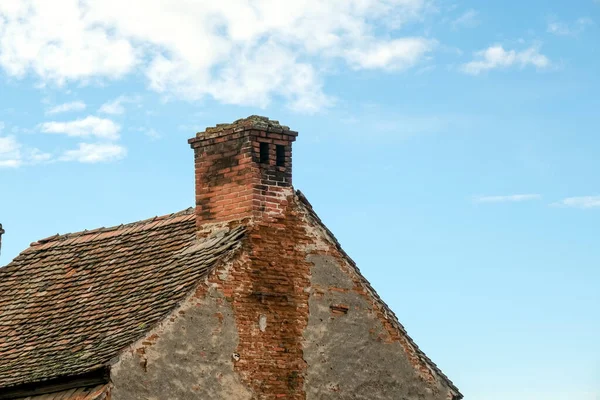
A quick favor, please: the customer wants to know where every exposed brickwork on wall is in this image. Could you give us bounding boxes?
[188,116,296,227]
[188,116,306,397]
[202,196,313,399]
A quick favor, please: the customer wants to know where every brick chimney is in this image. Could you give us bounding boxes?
[188,116,297,227]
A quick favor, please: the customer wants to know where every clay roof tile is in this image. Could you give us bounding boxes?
[0,209,244,389]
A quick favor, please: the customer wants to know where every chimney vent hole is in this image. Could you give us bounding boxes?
[276,145,285,167]
[259,142,269,164]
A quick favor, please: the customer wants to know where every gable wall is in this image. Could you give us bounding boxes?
[302,251,452,399]
[299,200,456,400]
[108,193,457,399]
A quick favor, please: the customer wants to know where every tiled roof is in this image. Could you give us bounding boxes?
[0,209,245,389]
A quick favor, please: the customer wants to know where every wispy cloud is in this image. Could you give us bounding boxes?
[40,116,121,140]
[452,9,479,29]
[0,127,51,168]
[136,127,161,141]
[344,38,437,71]
[547,17,593,36]
[2,119,128,166]
[462,45,550,75]
[60,143,127,163]
[552,196,600,209]
[0,134,22,168]
[0,0,433,113]
[27,149,52,164]
[333,109,483,144]
[98,95,141,115]
[45,101,86,115]
[473,194,542,204]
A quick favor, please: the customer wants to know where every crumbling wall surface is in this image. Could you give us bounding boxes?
[109,194,313,400]
[109,192,457,400]
[303,254,450,400]
[299,195,457,400]
[226,192,312,400]
[109,280,253,400]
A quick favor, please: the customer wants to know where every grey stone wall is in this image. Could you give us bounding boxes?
[110,285,253,400]
[303,254,451,400]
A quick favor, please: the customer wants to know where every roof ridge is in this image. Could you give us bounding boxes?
[31,207,195,247]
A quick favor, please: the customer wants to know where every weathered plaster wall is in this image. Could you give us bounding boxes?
[303,254,450,400]
[109,282,253,400]
[110,196,314,400]
[108,194,458,400]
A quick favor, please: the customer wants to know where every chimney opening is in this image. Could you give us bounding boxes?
[276,145,285,167]
[259,142,269,164]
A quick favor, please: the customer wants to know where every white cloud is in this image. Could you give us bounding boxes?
[473,194,542,203]
[0,135,22,167]
[552,196,600,209]
[547,17,593,36]
[98,99,124,115]
[0,2,136,83]
[60,143,127,163]
[98,95,141,115]
[27,148,52,164]
[1,120,125,166]
[0,133,52,168]
[344,38,436,71]
[0,0,432,112]
[40,116,121,140]
[462,45,550,75]
[452,9,479,29]
[137,127,161,140]
[46,101,86,115]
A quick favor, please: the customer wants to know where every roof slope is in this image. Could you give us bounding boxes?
[0,209,244,388]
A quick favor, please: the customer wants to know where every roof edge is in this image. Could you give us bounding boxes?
[0,367,109,399]
[295,189,463,399]
[104,225,247,367]
[30,208,195,248]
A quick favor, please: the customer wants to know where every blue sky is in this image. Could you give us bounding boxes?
[1,1,599,398]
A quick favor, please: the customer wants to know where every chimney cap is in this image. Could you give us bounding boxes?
[188,115,298,144]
